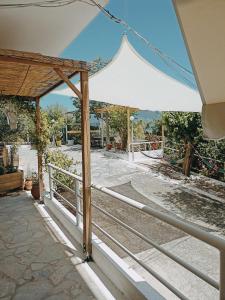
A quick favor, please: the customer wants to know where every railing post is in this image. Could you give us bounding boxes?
[75,179,81,226]
[220,250,225,300]
[48,164,53,200]
[132,143,134,161]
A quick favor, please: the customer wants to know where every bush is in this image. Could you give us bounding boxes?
[45,150,77,191]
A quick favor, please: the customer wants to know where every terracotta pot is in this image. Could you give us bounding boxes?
[31,183,40,200]
[151,143,158,150]
[106,144,112,150]
[24,179,32,191]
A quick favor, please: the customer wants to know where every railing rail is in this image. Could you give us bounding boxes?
[128,140,163,161]
[48,163,225,300]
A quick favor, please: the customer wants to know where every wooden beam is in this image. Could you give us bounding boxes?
[35,97,43,200]
[80,71,92,258]
[0,55,87,71]
[54,68,82,100]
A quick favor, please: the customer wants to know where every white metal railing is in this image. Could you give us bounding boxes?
[128,141,163,161]
[47,163,225,300]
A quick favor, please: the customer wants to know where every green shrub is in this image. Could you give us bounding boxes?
[45,150,76,191]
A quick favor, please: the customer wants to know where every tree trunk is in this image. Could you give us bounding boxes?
[183,142,193,176]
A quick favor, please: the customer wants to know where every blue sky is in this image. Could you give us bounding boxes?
[42,0,194,110]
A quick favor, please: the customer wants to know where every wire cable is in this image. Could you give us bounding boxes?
[1,0,197,87]
[0,0,94,8]
[90,0,196,88]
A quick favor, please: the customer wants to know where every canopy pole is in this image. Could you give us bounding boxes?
[161,124,165,152]
[127,107,131,151]
[101,112,104,148]
[35,97,43,201]
[105,113,110,145]
[80,71,92,259]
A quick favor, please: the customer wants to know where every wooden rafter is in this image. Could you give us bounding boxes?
[54,68,82,100]
[0,48,88,98]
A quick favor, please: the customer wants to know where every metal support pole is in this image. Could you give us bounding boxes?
[162,124,165,154]
[131,119,134,161]
[105,113,110,145]
[220,250,225,300]
[101,112,104,148]
[80,71,92,259]
[48,165,53,200]
[127,107,131,152]
[65,124,68,145]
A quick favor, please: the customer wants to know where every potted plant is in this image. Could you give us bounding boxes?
[55,133,62,147]
[31,172,40,200]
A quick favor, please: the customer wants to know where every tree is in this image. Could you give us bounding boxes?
[0,95,36,143]
[162,112,225,179]
[163,112,203,145]
[105,106,137,149]
[162,112,202,176]
[45,104,67,141]
[72,98,108,124]
[133,120,146,141]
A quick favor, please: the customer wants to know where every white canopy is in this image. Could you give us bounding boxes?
[173,0,225,139]
[53,36,201,112]
[0,0,108,56]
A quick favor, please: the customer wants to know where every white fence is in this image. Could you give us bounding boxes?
[48,163,225,300]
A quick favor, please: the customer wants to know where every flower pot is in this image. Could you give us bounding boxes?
[31,183,40,200]
[151,143,158,150]
[106,144,112,150]
[56,140,62,147]
[24,179,32,191]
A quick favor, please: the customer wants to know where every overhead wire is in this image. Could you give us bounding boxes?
[89,0,196,88]
[1,0,196,87]
[0,0,95,8]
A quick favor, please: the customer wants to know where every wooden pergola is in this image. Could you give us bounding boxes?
[0,48,92,258]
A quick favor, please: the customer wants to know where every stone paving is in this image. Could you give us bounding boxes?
[0,192,108,300]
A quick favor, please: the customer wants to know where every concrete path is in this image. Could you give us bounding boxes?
[0,192,126,300]
[124,236,219,300]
